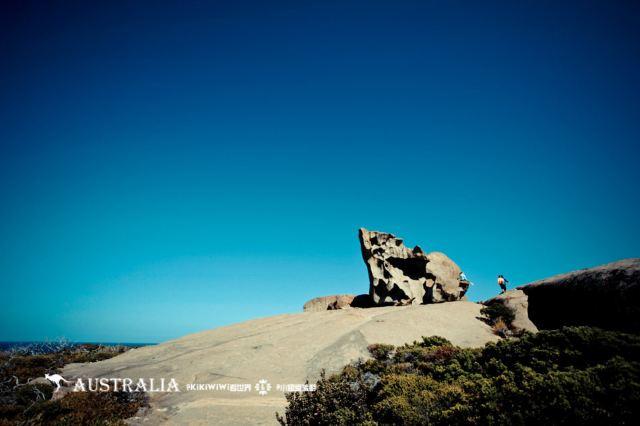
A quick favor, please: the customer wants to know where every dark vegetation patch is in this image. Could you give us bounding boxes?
[0,343,147,425]
[277,327,640,425]
[480,302,517,337]
[480,303,516,327]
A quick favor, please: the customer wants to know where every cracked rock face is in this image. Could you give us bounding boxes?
[359,228,467,305]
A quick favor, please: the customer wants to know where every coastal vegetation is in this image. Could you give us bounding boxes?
[277,326,640,425]
[0,342,147,425]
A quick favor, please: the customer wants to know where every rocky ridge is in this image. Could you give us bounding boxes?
[486,258,640,334]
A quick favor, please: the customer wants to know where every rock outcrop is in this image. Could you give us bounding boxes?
[485,258,640,334]
[303,294,375,311]
[359,228,468,305]
[519,258,640,333]
[303,295,356,312]
[483,289,538,333]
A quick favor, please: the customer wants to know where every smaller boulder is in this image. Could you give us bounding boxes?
[28,377,52,386]
[303,295,356,312]
[483,289,538,333]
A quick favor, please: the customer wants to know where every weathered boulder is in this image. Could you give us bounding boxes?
[483,289,538,333]
[303,295,356,312]
[359,228,468,305]
[484,258,640,334]
[28,377,51,386]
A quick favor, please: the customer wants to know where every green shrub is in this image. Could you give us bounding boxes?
[277,327,640,425]
[367,344,395,361]
[15,383,53,405]
[419,336,453,348]
[481,303,516,328]
[276,370,374,425]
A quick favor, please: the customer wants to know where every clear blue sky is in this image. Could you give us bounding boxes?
[1,1,638,343]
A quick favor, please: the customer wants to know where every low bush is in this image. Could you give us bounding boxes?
[367,344,395,361]
[0,344,146,425]
[480,303,516,328]
[278,327,640,425]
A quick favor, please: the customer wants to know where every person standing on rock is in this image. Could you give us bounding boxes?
[497,275,508,293]
[459,271,472,297]
[459,271,473,286]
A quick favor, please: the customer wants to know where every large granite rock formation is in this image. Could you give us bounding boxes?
[359,228,469,305]
[485,258,640,334]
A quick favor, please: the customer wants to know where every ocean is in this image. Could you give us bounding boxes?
[0,341,154,354]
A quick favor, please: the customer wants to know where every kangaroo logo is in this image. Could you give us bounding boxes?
[44,373,71,392]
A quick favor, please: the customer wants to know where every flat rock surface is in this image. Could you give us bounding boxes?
[64,302,498,425]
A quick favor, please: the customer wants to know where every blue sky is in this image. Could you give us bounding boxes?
[1,1,639,343]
